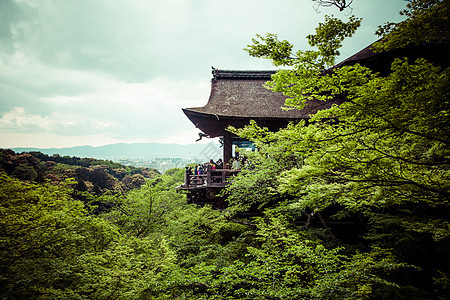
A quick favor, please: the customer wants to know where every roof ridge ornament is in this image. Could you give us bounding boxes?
[211,67,276,81]
[211,66,219,82]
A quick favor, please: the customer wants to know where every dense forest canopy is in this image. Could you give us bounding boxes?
[0,149,159,194]
[1,0,449,299]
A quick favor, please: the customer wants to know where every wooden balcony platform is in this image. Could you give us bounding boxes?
[178,166,240,190]
[177,165,240,209]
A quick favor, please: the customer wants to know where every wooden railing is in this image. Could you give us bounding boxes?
[183,165,240,188]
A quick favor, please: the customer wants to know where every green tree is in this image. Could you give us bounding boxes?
[0,172,175,299]
[222,1,450,298]
[100,168,186,237]
[149,213,407,299]
[375,0,450,51]
[11,163,37,180]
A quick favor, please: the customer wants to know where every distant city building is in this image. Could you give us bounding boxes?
[117,157,201,173]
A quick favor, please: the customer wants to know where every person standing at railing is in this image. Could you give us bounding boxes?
[216,158,223,169]
[209,159,216,170]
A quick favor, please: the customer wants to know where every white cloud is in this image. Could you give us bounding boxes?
[0,107,50,131]
[0,0,408,148]
[0,71,212,147]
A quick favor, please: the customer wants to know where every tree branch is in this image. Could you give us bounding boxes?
[311,0,353,12]
[317,211,338,242]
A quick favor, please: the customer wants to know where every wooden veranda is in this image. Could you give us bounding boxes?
[177,164,240,209]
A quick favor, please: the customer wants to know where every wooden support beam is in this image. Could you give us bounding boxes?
[184,167,190,187]
[223,131,232,169]
[206,164,212,186]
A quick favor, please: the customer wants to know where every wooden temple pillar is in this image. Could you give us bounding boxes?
[223,131,232,169]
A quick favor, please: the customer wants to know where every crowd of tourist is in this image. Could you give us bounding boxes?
[185,155,251,186]
[188,158,224,176]
[187,155,251,176]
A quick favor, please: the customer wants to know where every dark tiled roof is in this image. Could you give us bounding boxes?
[184,70,340,119]
[332,42,378,69]
[332,38,450,74]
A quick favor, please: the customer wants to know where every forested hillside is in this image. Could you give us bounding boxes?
[0,1,449,299]
[0,149,159,195]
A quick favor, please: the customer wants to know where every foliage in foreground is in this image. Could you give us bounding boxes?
[0,173,176,299]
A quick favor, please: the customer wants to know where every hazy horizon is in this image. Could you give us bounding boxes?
[7,141,224,162]
[7,140,220,150]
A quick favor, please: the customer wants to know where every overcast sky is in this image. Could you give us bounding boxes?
[0,0,407,148]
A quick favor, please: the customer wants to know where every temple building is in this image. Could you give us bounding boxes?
[179,68,342,207]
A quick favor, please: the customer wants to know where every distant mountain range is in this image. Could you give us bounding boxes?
[10,142,222,161]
